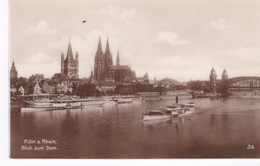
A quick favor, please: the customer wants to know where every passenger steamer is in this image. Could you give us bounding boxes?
[143,102,196,121]
[21,98,105,111]
[142,110,172,121]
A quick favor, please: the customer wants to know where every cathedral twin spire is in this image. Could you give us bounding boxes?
[95,36,117,66]
[97,37,103,54]
[116,51,120,66]
[105,38,111,57]
[94,36,124,81]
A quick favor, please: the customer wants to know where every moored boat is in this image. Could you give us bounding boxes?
[77,98,105,107]
[21,98,105,111]
[117,98,133,104]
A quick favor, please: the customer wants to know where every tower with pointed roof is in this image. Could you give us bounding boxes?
[61,40,79,79]
[94,37,105,81]
[10,61,18,80]
[89,70,94,84]
[61,52,65,76]
[222,69,228,80]
[104,39,113,66]
[104,39,113,79]
[116,51,120,66]
[209,68,217,93]
[93,37,136,83]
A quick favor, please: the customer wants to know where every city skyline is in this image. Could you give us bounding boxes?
[10,0,260,82]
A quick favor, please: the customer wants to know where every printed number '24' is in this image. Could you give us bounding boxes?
[247,144,256,150]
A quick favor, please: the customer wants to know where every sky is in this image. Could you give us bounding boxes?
[10,0,260,82]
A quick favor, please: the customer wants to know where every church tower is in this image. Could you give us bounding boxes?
[94,37,104,81]
[61,40,79,79]
[104,39,113,79]
[61,52,65,76]
[222,69,228,80]
[75,51,79,78]
[209,68,217,93]
[93,36,136,83]
[89,70,94,84]
[116,51,120,66]
[144,72,149,83]
[10,61,18,80]
[104,39,113,66]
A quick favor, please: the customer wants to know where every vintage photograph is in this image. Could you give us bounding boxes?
[10,0,260,158]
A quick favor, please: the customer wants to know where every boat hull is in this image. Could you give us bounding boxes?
[143,115,172,121]
[178,107,196,117]
[117,98,133,104]
[22,99,105,111]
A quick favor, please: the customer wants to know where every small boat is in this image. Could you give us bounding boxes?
[21,107,53,111]
[117,98,133,104]
[142,110,173,121]
[78,98,105,107]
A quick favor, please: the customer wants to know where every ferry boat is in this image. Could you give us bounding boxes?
[142,110,173,121]
[164,105,182,116]
[155,102,196,118]
[177,102,196,116]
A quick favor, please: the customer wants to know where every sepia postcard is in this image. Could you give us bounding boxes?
[9,0,260,159]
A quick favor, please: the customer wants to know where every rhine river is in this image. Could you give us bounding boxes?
[11,97,260,158]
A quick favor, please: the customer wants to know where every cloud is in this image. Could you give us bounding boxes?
[27,52,53,63]
[93,6,136,21]
[154,56,184,67]
[221,47,260,63]
[155,31,191,46]
[18,52,59,77]
[16,61,60,78]
[207,18,229,30]
[25,20,57,35]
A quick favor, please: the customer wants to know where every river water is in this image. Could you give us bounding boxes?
[10,97,260,158]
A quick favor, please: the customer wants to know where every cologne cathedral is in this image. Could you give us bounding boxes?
[94,37,136,82]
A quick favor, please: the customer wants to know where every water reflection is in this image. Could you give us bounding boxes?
[11,97,260,158]
[142,118,178,129]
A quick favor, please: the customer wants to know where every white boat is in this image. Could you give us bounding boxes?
[77,98,105,107]
[164,105,183,116]
[142,110,173,121]
[21,98,105,111]
[177,103,196,116]
[132,97,144,102]
[182,103,195,107]
[21,107,52,111]
[117,98,133,104]
[164,102,196,116]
